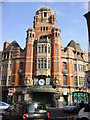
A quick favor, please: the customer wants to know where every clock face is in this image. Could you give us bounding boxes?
[38,79,45,85]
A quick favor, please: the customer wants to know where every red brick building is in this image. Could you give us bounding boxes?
[84,10,90,102]
[1,7,89,106]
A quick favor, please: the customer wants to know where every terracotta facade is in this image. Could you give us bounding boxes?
[1,7,90,106]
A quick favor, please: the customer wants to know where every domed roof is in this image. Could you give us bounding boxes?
[36,6,55,14]
[39,6,53,11]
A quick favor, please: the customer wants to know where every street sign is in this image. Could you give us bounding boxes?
[9,88,13,94]
[57,89,59,95]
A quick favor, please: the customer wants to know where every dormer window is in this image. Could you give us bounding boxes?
[44,12,47,17]
[30,33,31,37]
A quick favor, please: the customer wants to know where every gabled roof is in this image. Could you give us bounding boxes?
[4,40,24,53]
[84,11,90,19]
[66,40,83,53]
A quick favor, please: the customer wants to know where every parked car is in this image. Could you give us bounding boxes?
[2,101,27,120]
[0,102,10,114]
[2,101,50,120]
[78,103,90,120]
[23,102,50,120]
[62,101,84,113]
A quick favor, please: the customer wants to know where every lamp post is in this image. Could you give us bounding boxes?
[52,77,60,108]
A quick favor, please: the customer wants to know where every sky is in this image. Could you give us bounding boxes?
[0,1,89,52]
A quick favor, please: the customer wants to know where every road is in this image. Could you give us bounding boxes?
[47,108,78,120]
[0,108,78,120]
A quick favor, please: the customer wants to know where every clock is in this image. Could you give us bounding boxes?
[38,79,45,86]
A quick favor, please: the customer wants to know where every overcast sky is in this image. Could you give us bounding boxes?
[1,2,89,52]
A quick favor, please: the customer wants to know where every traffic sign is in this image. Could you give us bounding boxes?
[9,88,13,94]
[57,89,59,95]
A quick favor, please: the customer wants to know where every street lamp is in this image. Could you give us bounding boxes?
[52,77,61,108]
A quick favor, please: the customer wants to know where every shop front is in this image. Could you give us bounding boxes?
[72,91,89,103]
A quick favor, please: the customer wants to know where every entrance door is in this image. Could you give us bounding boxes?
[63,96,68,106]
[32,92,52,107]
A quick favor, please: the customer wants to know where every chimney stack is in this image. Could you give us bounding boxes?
[3,41,9,51]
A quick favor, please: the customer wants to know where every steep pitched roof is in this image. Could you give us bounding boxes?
[84,11,90,19]
[4,40,24,53]
[66,40,83,53]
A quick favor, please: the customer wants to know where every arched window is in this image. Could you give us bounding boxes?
[48,46,50,53]
[41,58,43,68]
[48,59,50,69]
[43,27,45,31]
[42,45,43,53]
[46,27,48,30]
[45,59,47,68]
[39,46,40,53]
[45,46,47,53]
[38,60,40,69]
[63,75,66,85]
[63,62,66,70]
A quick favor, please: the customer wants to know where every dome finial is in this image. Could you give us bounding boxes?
[45,3,48,7]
